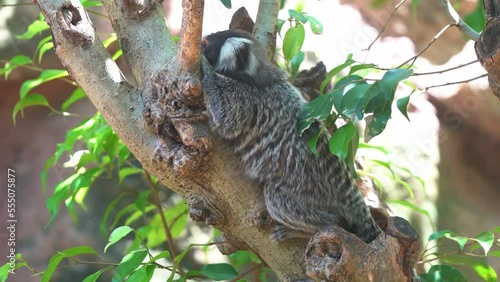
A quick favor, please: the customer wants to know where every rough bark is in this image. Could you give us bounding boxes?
[475,10,500,99]
[33,0,418,280]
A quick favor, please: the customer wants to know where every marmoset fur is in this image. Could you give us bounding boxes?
[201,29,381,243]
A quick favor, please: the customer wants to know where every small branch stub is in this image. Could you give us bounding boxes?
[305,216,418,281]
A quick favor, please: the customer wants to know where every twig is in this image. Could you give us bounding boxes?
[397,23,453,69]
[424,73,487,90]
[413,59,478,76]
[436,0,480,41]
[365,0,408,51]
[144,170,183,272]
[229,262,265,282]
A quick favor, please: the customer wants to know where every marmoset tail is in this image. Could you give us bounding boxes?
[201,29,381,243]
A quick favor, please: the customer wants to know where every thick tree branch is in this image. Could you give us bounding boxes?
[253,0,280,60]
[101,0,177,85]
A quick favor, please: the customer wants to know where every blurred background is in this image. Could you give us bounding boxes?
[1,0,499,281]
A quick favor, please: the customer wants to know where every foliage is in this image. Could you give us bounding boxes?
[1,0,498,281]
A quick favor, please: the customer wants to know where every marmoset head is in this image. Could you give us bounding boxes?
[202,29,277,84]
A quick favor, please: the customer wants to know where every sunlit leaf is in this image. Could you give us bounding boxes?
[473,231,494,255]
[17,20,49,40]
[105,226,133,252]
[283,24,305,62]
[329,123,356,162]
[419,264,466,282]
[288,9,308,23]
[20,69,69,99]
[306,15,323,34]
[12,94,51,124]
[298,93,334,134]
[112,249,148,282]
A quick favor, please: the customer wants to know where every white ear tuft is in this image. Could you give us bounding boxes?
[217,37,253,72]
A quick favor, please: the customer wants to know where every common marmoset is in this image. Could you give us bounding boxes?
[201,29,381,243]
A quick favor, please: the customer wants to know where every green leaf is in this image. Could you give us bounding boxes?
[17,20,50,40]
[307,128,322,157]
[42,246,97,282]
[427,230,468,250]
[200,263,238,281]
[20,69,69,99]
[366,108,391,139]
[345,129,359,177]
[219,0,231,8]
[277,19,286,35]
[378,69,413,108]
[290,51,305,77]
[35,35,54,63]
[396,93,412,121]
[282,24,305,62]
[473,231,494,255]
[320,56,355,94]
[83,267,114,282]
[332,75,366,113]
[419,265,466,282]
[298,93,335,134]
[135,190,151,215]
[62,87,86,111]
[10,55,32,65]
[105,226,134,252]
[340,83,379,121]
[428,230,454,241]
[112,249,148,282]
[288,9,308,23]
[489,250,500,257]
[329,123,356,162]
[100,193,130,237]
[463,0,486,32]
[41,253,64,282]
[306,16,323,34]
[472,263,497,282]
[170,245,195,281]
[387,199,433,227]
[45,173,79,226]
[349,63,376,75]
[12,94,51,124]
[102,33,118,48]
[119,167,144,183]
[149,251,171,263]
[59,246,98,257]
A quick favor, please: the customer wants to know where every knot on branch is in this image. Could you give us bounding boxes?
[304,217,418,282]
[121,0,158,19]
[213,234,249,255]
[142,65,210,177]
[55,2,94,48]
[188,195,224,227]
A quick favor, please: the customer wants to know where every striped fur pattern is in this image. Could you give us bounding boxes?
[202,29,381,243]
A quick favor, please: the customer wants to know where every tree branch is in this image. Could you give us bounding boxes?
[253,0,280,60]
[178,0,204,73]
